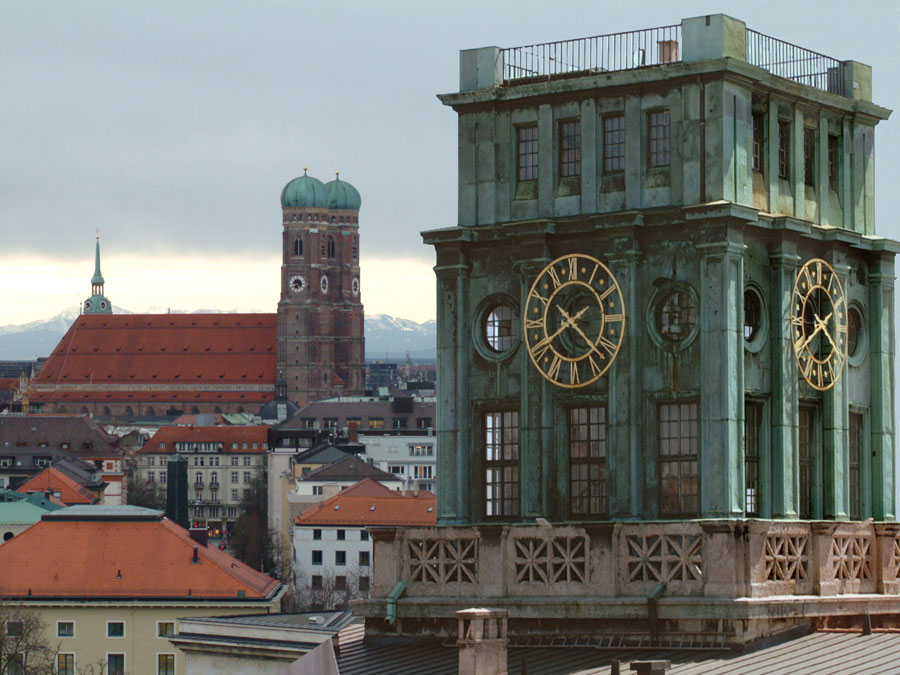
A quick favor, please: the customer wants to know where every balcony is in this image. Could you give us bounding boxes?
[361,519,900,642]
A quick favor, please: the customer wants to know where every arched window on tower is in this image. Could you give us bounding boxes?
[352,237,358,260]
[327,236,336,259]
[293,237,303,256]
[321,236,326,256]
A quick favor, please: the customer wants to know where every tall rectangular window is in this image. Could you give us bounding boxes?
[107,654,125,675]
[57,654,75,675]
[158,654,175,675]
[778,121,790,179]
[751,113,764,173]
[798,406,814,519]
[603,114,625,172]
[744,402,762,517]
[569,406,608,517]
[517,126,539,182]
[828,134,840,191]
[484,411,519,518]
[559,120,581,177]
[849,412,863,520]
[647,110,670,168]
[659,401,699,517]
[803,127,816,186]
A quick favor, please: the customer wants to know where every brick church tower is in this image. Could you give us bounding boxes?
[276,169,365,405]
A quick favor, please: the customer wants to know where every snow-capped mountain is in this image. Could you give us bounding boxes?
[0,311,436,361]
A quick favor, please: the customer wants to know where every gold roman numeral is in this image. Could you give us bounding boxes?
[569,362,580,386]
[547,266,562,289]
[546,354,562,380]
[568,257,578,281]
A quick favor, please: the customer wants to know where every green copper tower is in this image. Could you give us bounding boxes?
[84,234,112,314]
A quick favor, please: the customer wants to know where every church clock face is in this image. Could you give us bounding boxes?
[791,258,847,391]
[351,277,360,296]
[524,253,625,388]
[289,275,306,293]
[320,274,329,294]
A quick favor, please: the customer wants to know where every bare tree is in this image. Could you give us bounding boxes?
[293,565,370,612]
[0,602,57,675]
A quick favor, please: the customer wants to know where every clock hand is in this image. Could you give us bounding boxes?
[794,320,825,353]
[531,316,575,351]
[816,315,842,356]
[566,319,609,360]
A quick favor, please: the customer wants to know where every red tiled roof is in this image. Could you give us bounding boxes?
[17,467,98,505]
[0,515,279,599]
[30,314,276,400]
[138,425,270,454]
[295,479,436,527]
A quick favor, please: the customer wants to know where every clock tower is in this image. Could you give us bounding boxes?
[276,169,365,405]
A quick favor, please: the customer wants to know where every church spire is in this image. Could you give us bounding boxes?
[84,232,112,315]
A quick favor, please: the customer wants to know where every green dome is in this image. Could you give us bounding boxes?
[325,175,361,210]
[281,170,327,208]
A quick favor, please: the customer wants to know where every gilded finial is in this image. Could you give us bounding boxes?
[96,228,99,240]
[335,171,340,180]
[303,167,308,175]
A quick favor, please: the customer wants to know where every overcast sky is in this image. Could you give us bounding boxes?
[2,0,899,325]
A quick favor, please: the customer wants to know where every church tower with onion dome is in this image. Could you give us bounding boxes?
[276,169,365,405]
[83,234,112,314]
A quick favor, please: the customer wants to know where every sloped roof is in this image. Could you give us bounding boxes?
[138,425,270,454]
[0,508,280,599]
[294,444,350,466]
[301,454,398,483]
[30,314,276,404]
[0,500,55,526]
[295,480,435,527]
[17,467,98,505]
[0,414,121,458]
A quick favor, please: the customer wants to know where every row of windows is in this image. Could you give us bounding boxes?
[53,653,174,675]
[312,528,369,541]
[516,110,671,184]
[751,112,842,190]
[311,574,370,592]
[301,416,432,430]
[484,403,868,520]
[192,505,238,518]
[311,549,370,566]
[291,234,359,260]
[146,455,257,466]
[285,213,359,224]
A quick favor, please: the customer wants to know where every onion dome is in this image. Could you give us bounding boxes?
[324,173,361,210]
[281,169,327,208]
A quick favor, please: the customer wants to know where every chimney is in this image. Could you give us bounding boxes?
[457,608,507,675]
[348,420,359,443]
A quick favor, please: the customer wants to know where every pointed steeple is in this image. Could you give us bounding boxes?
[91,232,105,287]
[84,232,112,315]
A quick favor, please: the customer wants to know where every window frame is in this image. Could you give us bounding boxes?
[778,120,790,179]
[603,113,626,173]
[57,653,75,675]
[744,400,763,517]
[798,404,817,519]
[646,109,670,168]
[803,126,816,187]
[558,118,581,178]
[517,124,539,182]
[751,112,765,173]
[828,133,840,191]
[849,410,865,520]
[568,405,609,518]
[57,620,75,638]
[658,400,700,518]
[106,620,125,638]
[312,550,323,566]
[106,653,125,675]
[157,653,176,675]
[335,550,347,566]
[483,409,520,519]
[157,621,175,638]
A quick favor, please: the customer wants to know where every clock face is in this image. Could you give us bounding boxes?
[320,274,329,294]
[791,258,847,391]
[289,275,306,293]
[351,277,360,296]
[524,253,625,388]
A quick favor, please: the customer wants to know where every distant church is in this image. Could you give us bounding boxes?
[29,171,365,417]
